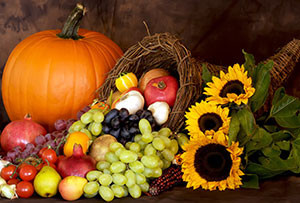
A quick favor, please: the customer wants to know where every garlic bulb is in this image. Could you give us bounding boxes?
[148,102,170,125]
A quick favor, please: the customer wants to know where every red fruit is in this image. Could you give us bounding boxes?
[40,148,58,164]
[1,165,17,181]
[19,165,37,181]
[57,144,96,178]
[0,114,47,152]
[16,181,34,198]
[7,178,20,185]
[144,76,178,107]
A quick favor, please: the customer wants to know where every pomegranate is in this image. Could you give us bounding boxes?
[57,144,96,178]
[0,114,47,152]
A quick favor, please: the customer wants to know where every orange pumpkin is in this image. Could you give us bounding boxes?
[1,4,123,131]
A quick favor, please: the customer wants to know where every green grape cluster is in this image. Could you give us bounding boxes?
[68,108,105,141]
[83,119,179,202]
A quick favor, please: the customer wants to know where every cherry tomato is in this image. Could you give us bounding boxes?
[17,163,29,173]
[1,165,17,181]
[7,178,20,185]
[19,165,37,181]
[38,147,47,158]
[16,181,34,198]
[41,148,58,164]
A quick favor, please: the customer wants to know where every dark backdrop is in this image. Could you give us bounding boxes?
[1,0,300,129]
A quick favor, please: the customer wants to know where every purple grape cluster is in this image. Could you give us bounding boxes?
[3,118,76,164]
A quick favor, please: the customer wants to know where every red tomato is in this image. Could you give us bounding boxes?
[1,165,17,181]
[41,148,58,164]
[19,165,37,181]
[38,147,47,157]
[16,181,34,198]
[7,178,20,185]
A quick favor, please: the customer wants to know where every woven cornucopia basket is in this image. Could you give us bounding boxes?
[98,33,202,132]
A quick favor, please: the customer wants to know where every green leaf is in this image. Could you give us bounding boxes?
[270,89,300,128]
[237,108,256,137]
[272,87,285,106]
[261,145,281,157]
[245,127,272,153]
[276,141,290,151]
[271,131,293,142]
[241,174,260,189]
[290,138,300,173]
[250,61,273,112]
[242,49,255,78]
[246,162,285,179]
[201,64,212,84]
[228,111,240,146]
[264,125,279,133]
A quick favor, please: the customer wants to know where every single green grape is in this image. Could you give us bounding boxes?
[110,161,126,173]
[135,173,146,184]
[139,119,152,135]
[129,161,144,173]
[86,170,102,181]
[71,120,86,132]
[152,167,162,178]
[119,150,138,163]
[91,122,102,136]
[138,182,150,192]
[122,185,128,197]
[162,149,175,162]
[109,142,124,152]
[98,174,113,186]
[177,133,189,150]
[83,181,100,195]
[152,131,159,137]
[125,142,133,149]
[141,155,159,169]
[93,111,104,123]
[159,128,171,137]
[144,144,156,156]
[125,170,136,188]
[158,159,164,169]
[152,137,166,151]
[128,184,142,198]
[129,143,141,153]
[112,173,127,186]
[105,152,119,163]
[111,184,125,198]
[169,139,179,154]
[162,159,171,169]
[96,161,111,171]
[134,134,142,142]
[99,186,114,202]
[81,112,94,124]
[141,133,153,143]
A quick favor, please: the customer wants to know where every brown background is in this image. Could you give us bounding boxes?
[1,0,300,129]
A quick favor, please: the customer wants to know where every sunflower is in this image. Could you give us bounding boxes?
[181,131,244,191]
[185,101,230,137]
[204,64,255,105]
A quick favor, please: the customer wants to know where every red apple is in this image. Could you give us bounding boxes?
[0,115,47,152]
[144,76,178,107]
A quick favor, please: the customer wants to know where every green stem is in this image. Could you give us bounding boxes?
[57,3,86,40]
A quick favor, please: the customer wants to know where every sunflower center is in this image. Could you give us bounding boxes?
[198,113,223,132]
[219,80,245,97]
[194,143,232,181]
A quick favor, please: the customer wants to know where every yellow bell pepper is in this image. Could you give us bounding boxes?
[115,72,138,92]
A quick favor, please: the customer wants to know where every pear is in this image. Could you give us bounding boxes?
[34,166,61,198]
[59,176,87,201]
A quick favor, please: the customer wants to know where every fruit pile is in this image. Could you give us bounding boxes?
[0,4,187,201]
[83,119,180,201]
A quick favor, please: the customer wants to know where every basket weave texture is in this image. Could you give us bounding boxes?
[98,33,202,132]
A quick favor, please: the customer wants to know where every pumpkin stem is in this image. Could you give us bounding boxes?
[57,3,86,40]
